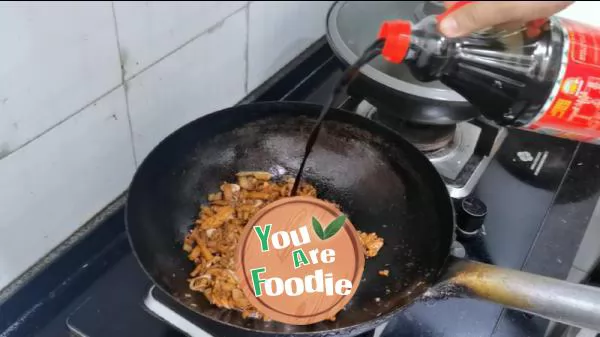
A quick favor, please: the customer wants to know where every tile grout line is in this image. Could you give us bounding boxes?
[244,3,250,94]
[0,193,128,303]
[0,2,129,163]
[123,4,247,84]
[111,1,138,167]
[0,4,246,163]
[0,85,123,162]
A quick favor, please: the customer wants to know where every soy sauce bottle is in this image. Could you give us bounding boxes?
[378,1,600,144]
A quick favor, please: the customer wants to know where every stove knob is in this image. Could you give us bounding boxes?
[457,196,487,238]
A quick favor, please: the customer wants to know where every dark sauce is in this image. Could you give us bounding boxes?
[290,39,385,196]
[434,25,561,127]
[398,19,562,127]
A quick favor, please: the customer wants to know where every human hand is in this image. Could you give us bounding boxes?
[439,1,575,37]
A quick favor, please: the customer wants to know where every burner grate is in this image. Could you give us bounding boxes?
[341,99,507,198]
[144,287,213,337]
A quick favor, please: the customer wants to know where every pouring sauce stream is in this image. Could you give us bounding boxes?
[290,39,385,196]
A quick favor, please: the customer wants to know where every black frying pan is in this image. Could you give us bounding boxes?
[126,102,600,336]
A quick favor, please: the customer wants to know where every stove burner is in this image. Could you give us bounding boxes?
[347,98,507,198]
[373,111,457,152]
[143,285,389,337]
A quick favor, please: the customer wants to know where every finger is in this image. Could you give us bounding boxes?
[494,21,526,33]
[443,1,458,8]
[439,1,573,37]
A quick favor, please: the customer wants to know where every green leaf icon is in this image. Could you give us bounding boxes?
[323,215,347,239]
[312,215,347,241]
[312,217,325,240]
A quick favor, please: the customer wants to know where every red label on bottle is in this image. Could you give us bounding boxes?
[525,18,600,144]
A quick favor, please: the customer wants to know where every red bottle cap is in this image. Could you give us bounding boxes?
[377,1,473,64]
[525,18,548,38]
[377,20,412,63]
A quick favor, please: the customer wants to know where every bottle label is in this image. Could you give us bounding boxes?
[524,18,600,144]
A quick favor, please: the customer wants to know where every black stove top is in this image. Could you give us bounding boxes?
[2,38,600,337]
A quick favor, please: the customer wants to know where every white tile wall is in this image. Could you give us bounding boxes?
[127,9,247,162]
[0,2,121,155]
[0,87,135,290]
[247,1,333,92]
[0,1,333,291]
[113,1,247,78]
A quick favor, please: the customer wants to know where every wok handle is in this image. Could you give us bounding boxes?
[442,257,600,331]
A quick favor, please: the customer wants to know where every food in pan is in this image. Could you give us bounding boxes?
[378,269,390,277]
[182,171,384,320]
[360,232,385,258]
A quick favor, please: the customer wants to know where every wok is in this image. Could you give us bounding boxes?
[126,102,600,336]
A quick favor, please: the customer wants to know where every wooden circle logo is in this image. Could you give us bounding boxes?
[235,196,365,325]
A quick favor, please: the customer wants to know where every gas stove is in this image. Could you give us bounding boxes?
[143,287,212,337]
[3,39,600,337]
[341,97,508,199]
[63,41,593,337]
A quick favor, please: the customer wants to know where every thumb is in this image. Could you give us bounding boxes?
[443,1,459,9]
